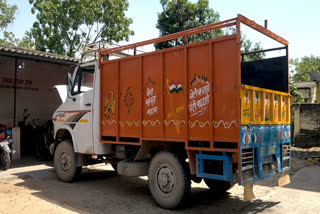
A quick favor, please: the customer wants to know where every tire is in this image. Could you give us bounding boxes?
[0,149,10,170]
[148,151,191,209]
[204,179,234,192]
[54,140,81,182]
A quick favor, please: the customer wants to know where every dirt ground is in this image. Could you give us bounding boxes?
[0,158,319,214]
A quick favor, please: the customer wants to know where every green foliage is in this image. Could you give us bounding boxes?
[0,0,17,30]
[225,28,264,61]
[17,31,35,49]
[290,79,304,103]
[156,0,264,60]
[0,31,35,49]
[240,34,265,61]
[0,31,18,46]
[29,0,134,57]
[155,0,222,49]
[290,56,320,82]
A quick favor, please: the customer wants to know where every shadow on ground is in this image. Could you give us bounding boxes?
[256,158,320,193]
[11,156,53,169]
[11,165,279,214]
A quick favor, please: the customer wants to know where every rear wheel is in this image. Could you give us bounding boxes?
[148,151,190,209]
[204,179,234,192]
[54,140,81,182]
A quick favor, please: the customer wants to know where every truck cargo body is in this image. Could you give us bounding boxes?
[99,15,291,185]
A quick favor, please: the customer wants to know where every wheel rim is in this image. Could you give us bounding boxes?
[60,152,71,171]
[156,165,176,196]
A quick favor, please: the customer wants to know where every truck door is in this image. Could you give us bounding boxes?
[69,66,94,154]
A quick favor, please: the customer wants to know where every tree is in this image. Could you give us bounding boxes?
[155,0,222,49]
[290,79,304,103]
[240,34,264,61]
[156,0,264,61]
[0,0,17,30]
[29,0,134,57]
[0,30,35,49]
[290,56,320,82]
[0,1,34,49]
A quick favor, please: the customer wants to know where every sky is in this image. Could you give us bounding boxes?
[6,0,320,59]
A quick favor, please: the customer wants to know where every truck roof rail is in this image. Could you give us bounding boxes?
[99,14,288,59]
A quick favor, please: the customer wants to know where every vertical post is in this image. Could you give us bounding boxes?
[262,91,266,122]
[161,52,164,139]
[250,89,254,122]
[184,47,188,147]
[236,16,242,184]
[286,45,290,123]
[271,94,274,122]
[99,54,102,141]
[13,57,17,127]
[279,95,282,122]
[286,46,290,99]
[251,90,255,122]
[140,56,143,144]
[116,61,120,143]
[209,42,214,148]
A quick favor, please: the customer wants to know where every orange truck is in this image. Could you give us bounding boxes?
[52,14,291,209]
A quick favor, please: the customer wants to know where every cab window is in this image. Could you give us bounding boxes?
[72,67,94,95]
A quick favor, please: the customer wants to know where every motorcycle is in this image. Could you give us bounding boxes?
[18,108,53,161]
[0,125,13,170]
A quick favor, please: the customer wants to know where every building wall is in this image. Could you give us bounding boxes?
[295,81,320,104]
[297,87,316,103]
[0,55,75,128]
[292,104,320,148]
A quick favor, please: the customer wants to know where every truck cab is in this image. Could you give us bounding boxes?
[53,61,112,156]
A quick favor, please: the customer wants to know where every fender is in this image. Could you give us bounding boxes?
[54,125,78,153]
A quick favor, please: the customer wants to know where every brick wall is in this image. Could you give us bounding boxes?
[292,104,320,148]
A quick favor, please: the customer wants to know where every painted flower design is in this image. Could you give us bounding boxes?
[124,87,134,113]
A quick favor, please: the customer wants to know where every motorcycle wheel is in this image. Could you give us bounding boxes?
[0,149,11,170]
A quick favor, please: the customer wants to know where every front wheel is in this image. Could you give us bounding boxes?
[148,151,191,209]
[54,140,81,182]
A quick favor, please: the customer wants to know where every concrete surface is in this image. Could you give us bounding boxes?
[0,158,319,214]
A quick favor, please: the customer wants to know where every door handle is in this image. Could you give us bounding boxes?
[85,103,91,107]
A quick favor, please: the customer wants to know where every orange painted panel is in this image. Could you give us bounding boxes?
[212,39,238,142]
[100,61,117,137]
[119,58,140,137]
[142,54,162,138]
[164,49,186,138]
[100,37,240,145]
[187,44,210,140]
